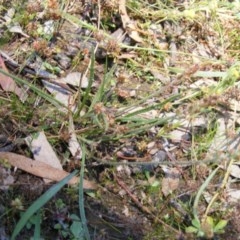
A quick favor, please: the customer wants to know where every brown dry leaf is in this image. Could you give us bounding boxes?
[119,0,143,43]
[25,131,63,170]
[61,72,89,88]
[0,56,25,101]
[0,152,96,189]
[25,131,63,183]
[42,72,91,112]
[161,167,180,197]
[42,80,76,112]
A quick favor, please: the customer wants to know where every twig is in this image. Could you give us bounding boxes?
[114,174,151,214]
[114,174,182,236]
[93,151,231,167]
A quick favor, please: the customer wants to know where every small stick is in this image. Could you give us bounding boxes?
[114,174,151,214]
[114,174,183,236]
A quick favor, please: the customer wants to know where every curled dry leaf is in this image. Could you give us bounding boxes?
[0,56,26,101]
[0,152,96,189]
[119,0,143,43]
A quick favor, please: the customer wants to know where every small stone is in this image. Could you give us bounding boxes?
[149,148,158,155]
[54,53,71,69]
[147,141,155,149]
[153,150,167,164]
[169,129,186,142]
[66,45,79,57]
[140,150,167,172]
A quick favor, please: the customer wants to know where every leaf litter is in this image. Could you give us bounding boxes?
[0,0,240,239]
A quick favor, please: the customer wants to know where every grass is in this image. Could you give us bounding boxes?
[1,0,240,239]
[11,170,78,239]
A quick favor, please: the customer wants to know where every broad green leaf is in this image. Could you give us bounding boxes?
[206,216,214,228]
[214,220,228,232]
[197,230,205,237]
[70,220,83,238]
[185,226,198,233]
[151,180,160,187]
[192,218,201,228]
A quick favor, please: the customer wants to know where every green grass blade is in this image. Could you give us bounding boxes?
[77,50,95,115]
[61,12,97,32]
[0,69,65,109]
[116,94,179,119]
[89,61,116,111]
[33,210,41,239]
[11,170,78,240]
[79,143,91,240]
[193,167,220,222]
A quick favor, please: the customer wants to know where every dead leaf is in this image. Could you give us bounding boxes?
[3,8,15,24]
[25,131,63,183]
[161,167,180,197]
[111,28,125,43]
[0,152,96,189]
[8,24,30,38]
[0,56,26,101]
[42,80,76,112]
[60,72,89,88]
[42,72,91,112]
[119,0,143,43]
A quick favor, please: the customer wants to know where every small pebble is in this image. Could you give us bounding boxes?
[140,150,167,172]
[54,53,71,69]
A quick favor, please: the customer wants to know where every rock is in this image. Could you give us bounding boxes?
[66,45,79,57]
[54,53,71,69]
[141,150,167,172]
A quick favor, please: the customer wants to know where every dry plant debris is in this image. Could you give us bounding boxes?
[0,0,240,239]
